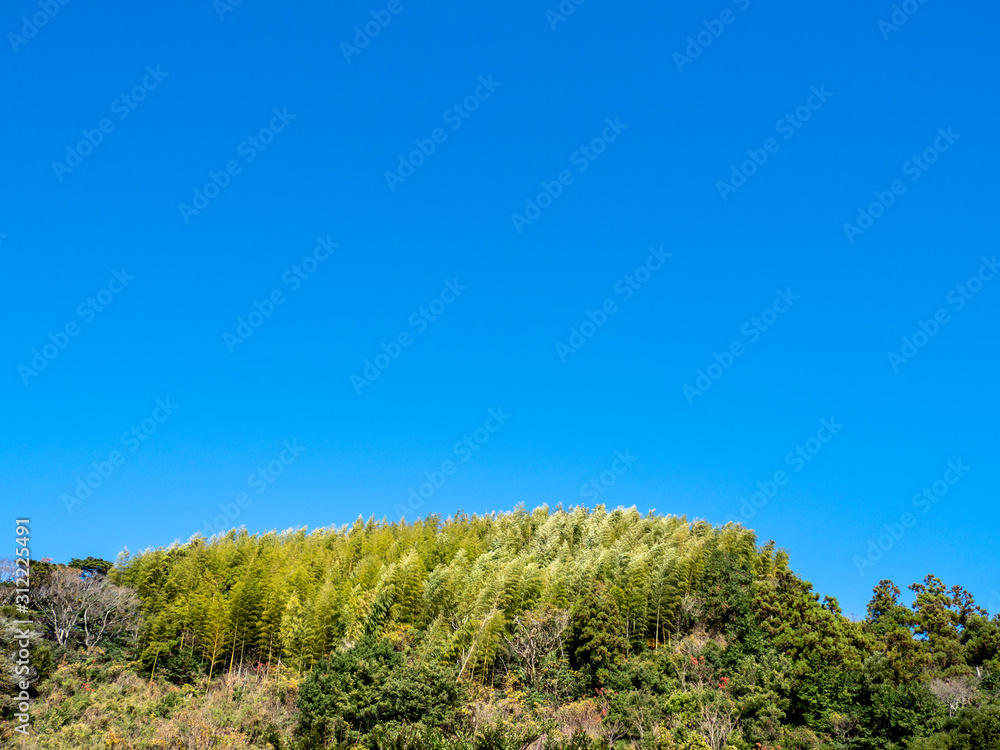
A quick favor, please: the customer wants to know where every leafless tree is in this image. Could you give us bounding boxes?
[81,575,141,648]
[35,568,140,648]
[928,675,979,717]
[700,699,738,750]
[505,604,570,687]
[0,558,17,606]
[676,593,704,635]
[37,568,80,645]
[611,690,659,744]
[828,712,857,744]
[0,557,16,583]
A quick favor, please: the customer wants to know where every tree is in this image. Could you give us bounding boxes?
[909,575,987,673]
[828,711,858,745]
[841,653,944,750]
[35,567,139,648]
[505,603,569,688]
[227,573,263,674]
[567,581,627,686]
[911,704,1000,750]
[79,573,141,648]
[700,697,738,750]
[0,619,54,709]
[297,639,466,747]
[198,586,230,682]
[281,593,314,675]
[928,676,979,717]
[67,556,114,576]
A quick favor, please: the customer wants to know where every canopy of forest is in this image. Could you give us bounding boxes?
[3,505,999,750]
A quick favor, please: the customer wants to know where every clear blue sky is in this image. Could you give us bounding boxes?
[3,0,998,619]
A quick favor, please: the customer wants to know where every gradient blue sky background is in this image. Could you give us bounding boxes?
[2,0,997,619]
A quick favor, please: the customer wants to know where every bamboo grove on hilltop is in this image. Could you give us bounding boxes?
[4,505,1000,749]
[116,507,781,681]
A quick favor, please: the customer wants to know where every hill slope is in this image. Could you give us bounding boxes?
[4,505,999,749]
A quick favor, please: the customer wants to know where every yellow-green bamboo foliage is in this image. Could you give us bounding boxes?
[116,505,777,679]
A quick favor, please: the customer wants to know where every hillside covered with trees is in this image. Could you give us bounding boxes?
[3,505,999,749]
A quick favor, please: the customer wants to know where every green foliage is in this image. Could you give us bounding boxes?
[838,654,945,750]
[911,704,1000,750]
[13,505,1000,750]
[567,582,628,687]
[66,556,114,576]
[296,639,466,748]
[116,509,774,688]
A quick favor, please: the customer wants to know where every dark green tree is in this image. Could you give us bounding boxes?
[67,556,114,576]
[566,581,628,687]
[296,639,466,748]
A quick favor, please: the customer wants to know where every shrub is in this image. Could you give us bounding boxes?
[297,638,467,748]
[910,704,1000,750]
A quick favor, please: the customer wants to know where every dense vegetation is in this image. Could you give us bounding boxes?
[3,505,999,749]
